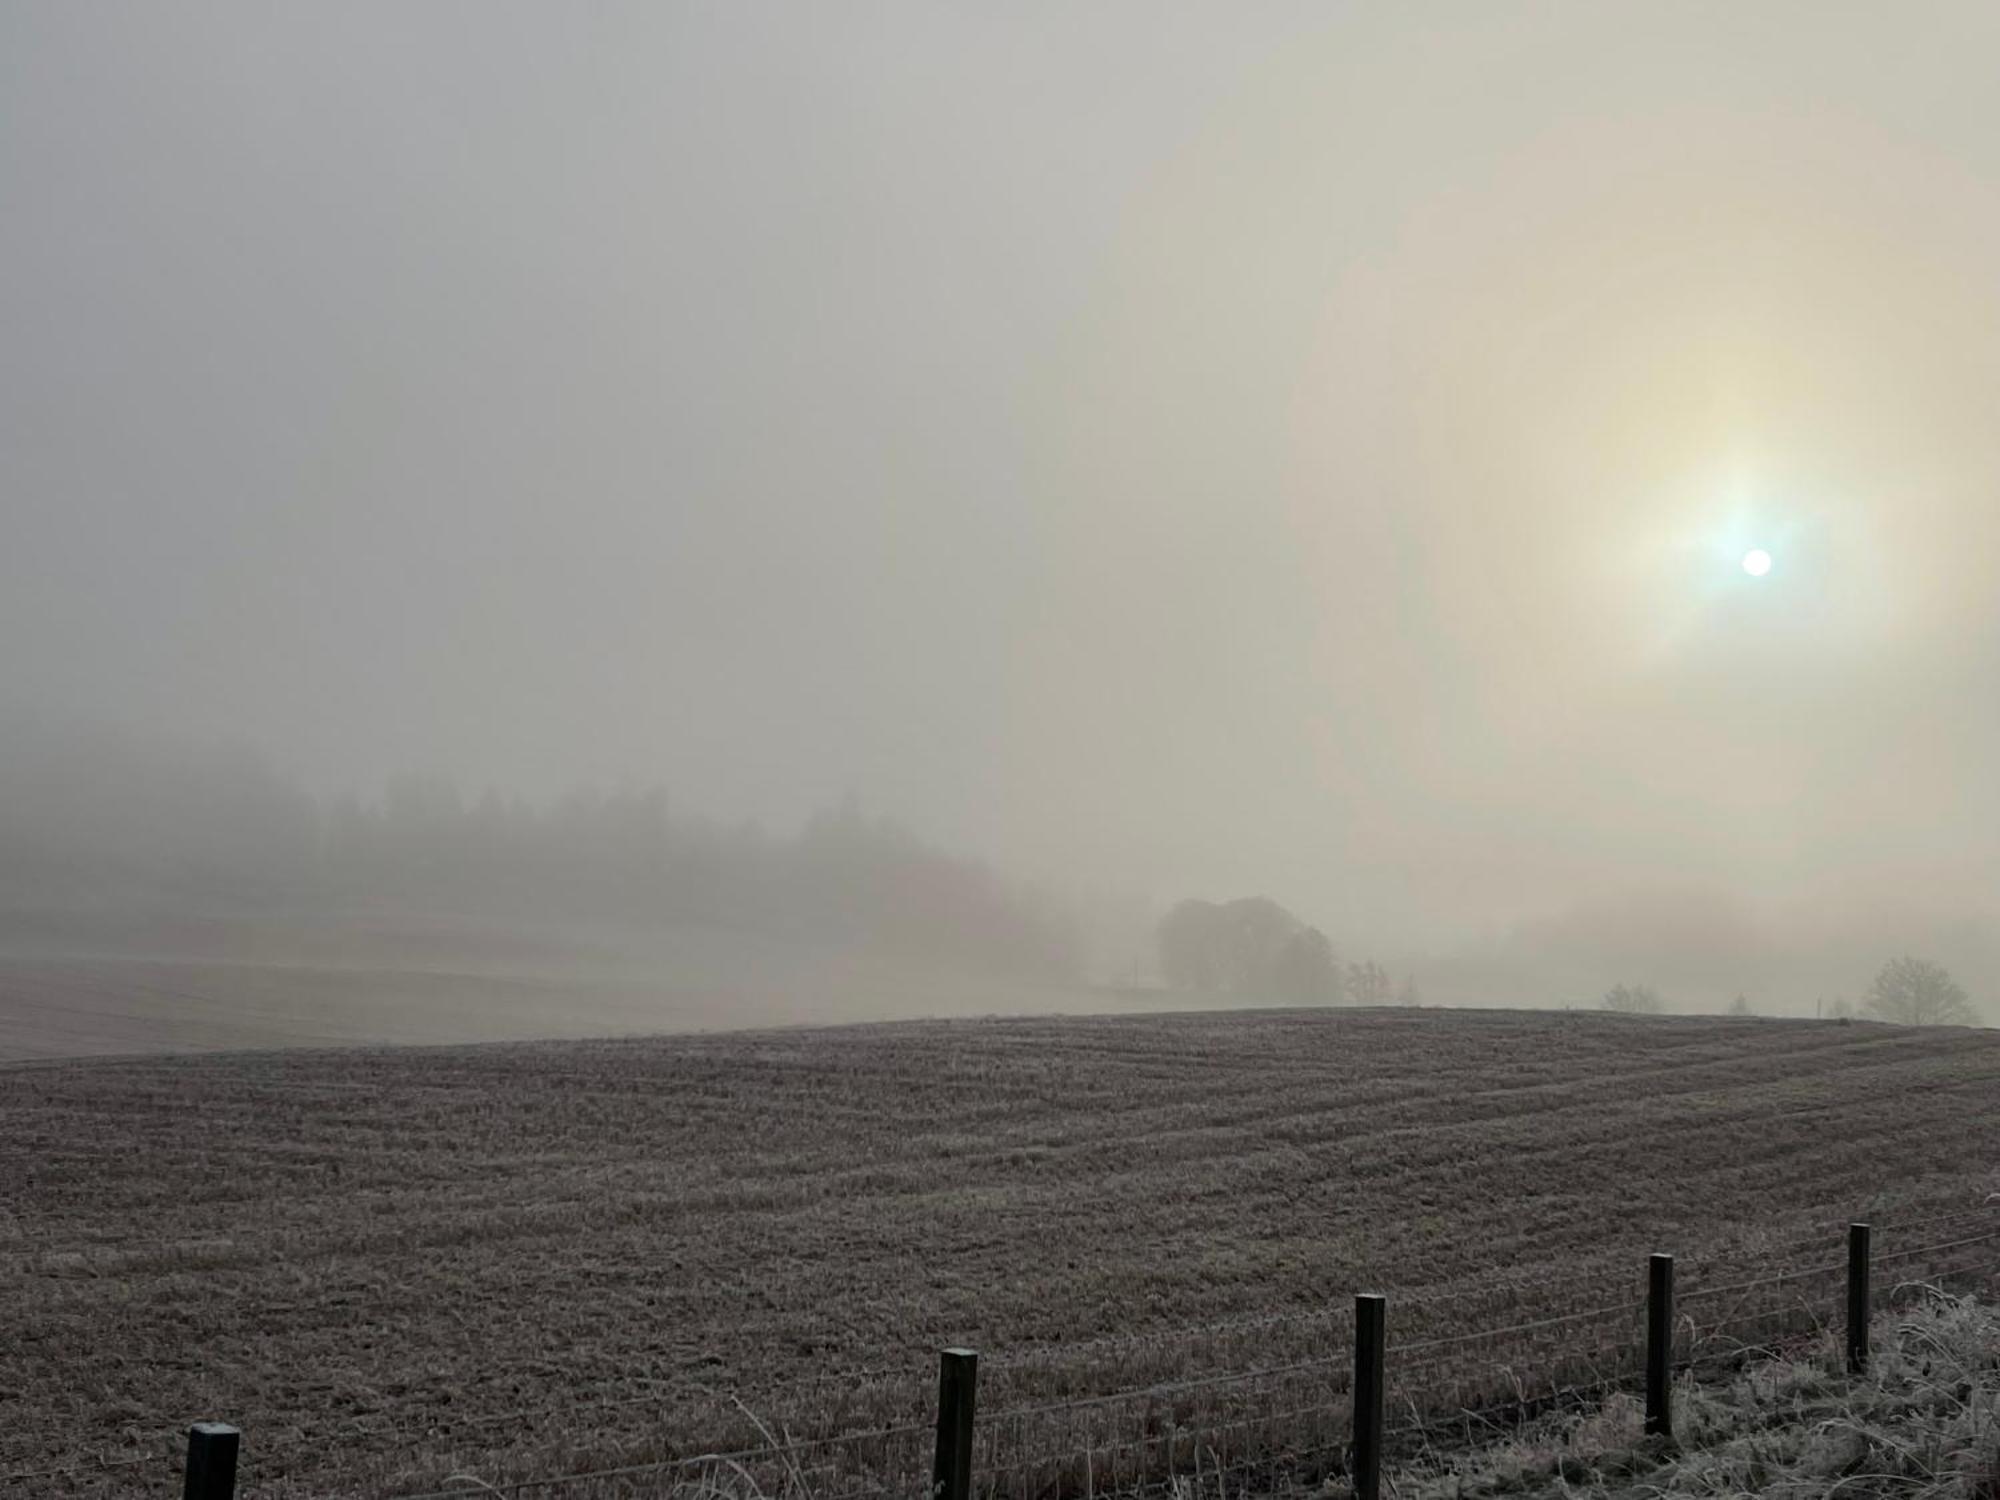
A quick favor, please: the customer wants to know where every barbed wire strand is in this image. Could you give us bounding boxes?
[0,1447,175,1485]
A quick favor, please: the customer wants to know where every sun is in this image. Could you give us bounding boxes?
[1742,548,1772,577]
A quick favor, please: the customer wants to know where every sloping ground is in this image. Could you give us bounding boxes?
[2,1008,1997,1496]
[0,942,1108,1060]
[1394,1289,2000,1500]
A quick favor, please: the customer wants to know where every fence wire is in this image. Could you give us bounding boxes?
[27,1214,1994,1499]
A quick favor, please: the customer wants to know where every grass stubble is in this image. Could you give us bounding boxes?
[2,1007,1996,1496]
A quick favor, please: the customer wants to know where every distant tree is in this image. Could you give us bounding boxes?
[1396,974,1423,1007]
[1727,993,1752,1017]
[1828,995,1855,1020]
[1157,897,1345,1003]
[1602,982,1664,1014]
[1218,897,1312,993]
[1263,925,1344,1006]
[1863,956,1973,1027]
[1158,899,1229,992]
[1346,959,1393,1007]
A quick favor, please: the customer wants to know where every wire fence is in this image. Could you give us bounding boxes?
[14,1205,1997,1500]
[367,1216,2000,1499]
[0,1443,185,1498]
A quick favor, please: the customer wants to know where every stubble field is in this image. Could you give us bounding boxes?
[4,1007,1998,1497]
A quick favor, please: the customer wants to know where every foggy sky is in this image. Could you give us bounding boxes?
[8,3,2000,968]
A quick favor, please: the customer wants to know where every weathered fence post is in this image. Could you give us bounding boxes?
[183,1422,239,1500]
[932,1347,977,1500]
[1353,1292,1385,1500]
[1847,1222,1872,1374]
[1646,1253,1674,1440]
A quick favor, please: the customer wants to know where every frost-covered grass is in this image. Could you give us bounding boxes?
[1392,1288,2000,1500]
[5,1010,1997,1495]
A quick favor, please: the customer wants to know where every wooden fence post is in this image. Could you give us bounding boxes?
[1847,1222,1872,1374]
[1353,1292,1385,1500]
[1646,1253,1674,1440]
[183,1422,239,1500]
[932,1347,977,1500]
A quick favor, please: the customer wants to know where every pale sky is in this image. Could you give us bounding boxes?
[7,3,2000,965]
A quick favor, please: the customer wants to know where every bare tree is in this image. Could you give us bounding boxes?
[1726,993,1752,1017]
[1602,982,1663,1014]
[1347,959,1393,1007]
[1864,956,1974,1026]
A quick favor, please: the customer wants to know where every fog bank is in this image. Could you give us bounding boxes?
[6,4,2000,1024]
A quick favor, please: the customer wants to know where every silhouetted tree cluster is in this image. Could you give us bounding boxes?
[1156,897,1342,1004]
[0,731,1083,980]
[0,729,319,907]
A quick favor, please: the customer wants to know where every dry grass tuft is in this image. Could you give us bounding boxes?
[1396,1289,2000,1500]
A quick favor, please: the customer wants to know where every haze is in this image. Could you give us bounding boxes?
[6,3,2000,1027]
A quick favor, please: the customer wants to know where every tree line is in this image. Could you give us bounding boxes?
[0,730,1084,980]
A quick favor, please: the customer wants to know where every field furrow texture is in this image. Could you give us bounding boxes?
[2,1007,1997,1497]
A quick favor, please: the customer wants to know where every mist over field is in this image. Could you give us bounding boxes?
[13,16,2000,1500]
[7,3,2000,1033]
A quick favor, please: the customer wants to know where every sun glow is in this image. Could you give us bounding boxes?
[1742,548,1772,577]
